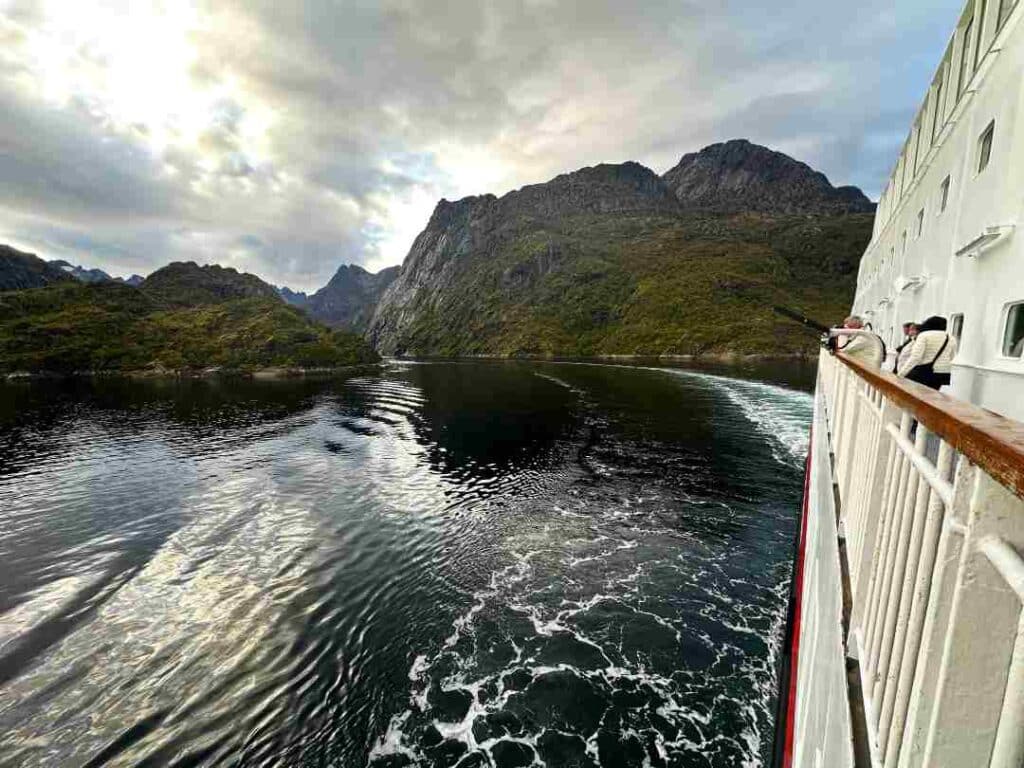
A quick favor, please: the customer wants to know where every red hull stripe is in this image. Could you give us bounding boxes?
[784,425,813,768]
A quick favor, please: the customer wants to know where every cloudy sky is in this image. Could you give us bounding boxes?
[0,0,963,291]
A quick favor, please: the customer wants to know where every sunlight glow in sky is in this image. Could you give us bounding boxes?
[0,0,965,290]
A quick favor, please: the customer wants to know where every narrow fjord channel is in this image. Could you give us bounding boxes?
[0,362,811,768]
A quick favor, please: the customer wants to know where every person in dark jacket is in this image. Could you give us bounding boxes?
[897,316,957,389]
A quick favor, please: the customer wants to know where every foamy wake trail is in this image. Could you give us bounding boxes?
[368,366,808,768]
[662,370,813,467]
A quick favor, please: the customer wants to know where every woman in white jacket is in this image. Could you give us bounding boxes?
[896,315,958,389]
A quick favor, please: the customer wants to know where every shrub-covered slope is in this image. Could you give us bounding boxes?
[141,261,283,306]
[0,280,379,374]
[369,209,870,357]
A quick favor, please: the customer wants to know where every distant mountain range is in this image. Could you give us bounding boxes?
[50,260,145,287]
[1,139,877,362]
[0,246,143,290]
[0,260,377,374]
[0,244,398,335]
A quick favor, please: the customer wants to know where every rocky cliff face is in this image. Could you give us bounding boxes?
[365,141,875,358]
[305,264,399,332]
[0,245,75,291]
[367,163,682,353]
[662,139,874,214]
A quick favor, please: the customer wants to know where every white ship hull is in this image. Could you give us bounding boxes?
[852,0,1024,421]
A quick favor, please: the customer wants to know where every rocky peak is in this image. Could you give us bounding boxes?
[277,285,309,307]
[662,139,874,215]
[502,161,679,219]
[140,261,281,306]
[305,263,400,332]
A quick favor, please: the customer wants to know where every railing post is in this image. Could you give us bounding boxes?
[897,458,975,768]
[836,376,864,505]
[850,398,902,626]
[865,414,914,685]
[920,471,1024,766]
[881,441,955,767]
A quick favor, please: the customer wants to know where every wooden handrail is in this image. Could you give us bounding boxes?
[834,352,1024,500]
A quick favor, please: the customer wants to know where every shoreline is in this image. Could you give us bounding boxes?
[387,352,819,364]
[3,352,821,382]
[2,363,383,382]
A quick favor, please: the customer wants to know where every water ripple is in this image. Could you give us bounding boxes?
[0,363,809,767]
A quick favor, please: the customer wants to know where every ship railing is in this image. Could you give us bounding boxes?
[818,347,1024,768]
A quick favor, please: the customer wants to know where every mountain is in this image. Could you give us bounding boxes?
[141,262,282,306]
[367,142,874,357]
[305,264,400,332]
[277,286,309,308]
[0,245,75,291]
[49,260,115,284]
[48,259,145,286]
[662,139,875,215]
[0,270,378,375]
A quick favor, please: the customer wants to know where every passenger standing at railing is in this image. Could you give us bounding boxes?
[896,315,958,389]
[837,315,884,369]
[893,321,918,373]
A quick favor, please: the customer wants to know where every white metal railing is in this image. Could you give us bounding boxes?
[818,348,1024,768]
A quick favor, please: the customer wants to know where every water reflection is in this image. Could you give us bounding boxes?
[0,362,811,767]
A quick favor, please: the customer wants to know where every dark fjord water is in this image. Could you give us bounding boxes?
[0,362,812,768]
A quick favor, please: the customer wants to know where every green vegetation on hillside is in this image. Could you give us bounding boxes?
[390,212,871,357]
[0,281,379,374]
[139,261,281,306]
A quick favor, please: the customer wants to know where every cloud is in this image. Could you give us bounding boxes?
[0,0,963,290]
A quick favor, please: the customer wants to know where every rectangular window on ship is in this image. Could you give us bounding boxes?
[917,208,925,237]
[998,0,1019,30]
[958,17,976,98]
[978,120,995,172]
[939,176,951,211]
[1003,303,1024,357]
[951,313,964,343]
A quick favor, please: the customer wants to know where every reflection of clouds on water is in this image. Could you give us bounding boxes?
[0,364,810,767]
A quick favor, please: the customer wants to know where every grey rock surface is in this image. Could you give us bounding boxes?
[366,162,679,353]
[306,264,399,332]
[0,245,75,291]
[662,139,874,214]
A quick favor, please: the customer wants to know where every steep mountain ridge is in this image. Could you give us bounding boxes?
[305,264,399,332]
[367,141,874,356]
[0,245,75,291]
[662,139,874,214]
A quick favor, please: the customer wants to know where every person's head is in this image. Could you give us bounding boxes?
[843,315,864,329]
[903,321,918,337]
[917,316,948,333]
